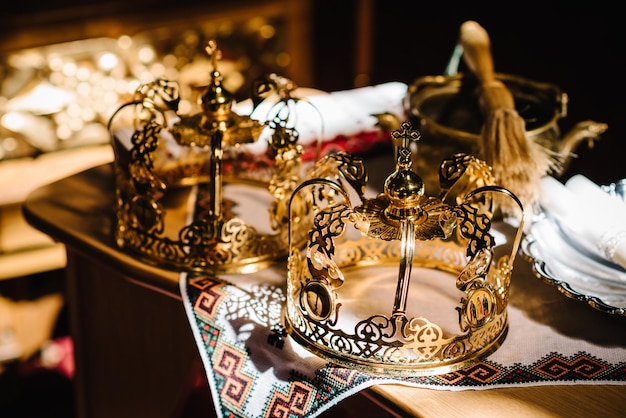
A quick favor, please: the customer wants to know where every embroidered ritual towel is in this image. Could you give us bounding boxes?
[179,258,626,418]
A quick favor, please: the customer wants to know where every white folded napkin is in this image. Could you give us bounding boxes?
[540,175,626,270]
[233,81,408,155]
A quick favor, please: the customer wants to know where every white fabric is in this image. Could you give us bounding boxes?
[540,175,626,270]
[233,82,408,154]
[179,256,626,418]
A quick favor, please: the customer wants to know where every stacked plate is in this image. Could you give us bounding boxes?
[521,175,626,315]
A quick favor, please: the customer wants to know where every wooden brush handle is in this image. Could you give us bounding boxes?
[460,20,515,111]
[459,20,496,85]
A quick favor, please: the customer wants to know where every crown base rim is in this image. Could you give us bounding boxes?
[284,315,509,377]
[116,236,288,275]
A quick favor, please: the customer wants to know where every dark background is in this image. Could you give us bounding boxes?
[312,1,624,186]
[1,0,624,185]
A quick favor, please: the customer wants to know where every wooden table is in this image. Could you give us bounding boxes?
[23,163,626,418]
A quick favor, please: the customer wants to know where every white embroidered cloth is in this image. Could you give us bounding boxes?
[179,257,626,418]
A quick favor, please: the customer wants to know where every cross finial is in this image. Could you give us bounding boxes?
[391,121,421,148]
[205,40,222,72]
[391,121,420,168]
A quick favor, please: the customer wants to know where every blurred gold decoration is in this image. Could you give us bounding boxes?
[0,12,292,161]
[108,40,312,274]
[285,121,525,376]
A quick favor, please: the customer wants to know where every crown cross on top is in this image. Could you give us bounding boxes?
[392,121,421,166]
[205,40,223,73]
[392,121,421,147]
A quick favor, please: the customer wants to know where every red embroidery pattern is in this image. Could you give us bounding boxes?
[192,277,226,321]
[214,343,253,408]
[182,272,626,418]
[534,353,607,379]
[265,381,313,418]
[325,366,361,385]
[189,275,221,290]
[437,362,504,384]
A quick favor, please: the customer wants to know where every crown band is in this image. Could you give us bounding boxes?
[285,122,524,376]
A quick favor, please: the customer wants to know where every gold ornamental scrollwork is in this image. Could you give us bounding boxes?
[285,121,525,376]
[109,40,315,274]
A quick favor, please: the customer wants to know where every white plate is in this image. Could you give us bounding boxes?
[521,215,626,316]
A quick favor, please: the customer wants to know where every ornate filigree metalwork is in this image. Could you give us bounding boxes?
[109,40,314,274]
[285,121,525,376]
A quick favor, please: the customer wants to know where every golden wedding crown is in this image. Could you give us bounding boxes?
[285,121,525,375]
[108,40,316,274]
